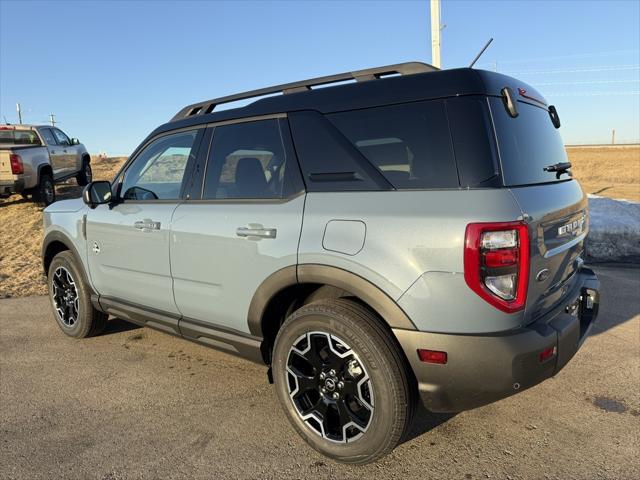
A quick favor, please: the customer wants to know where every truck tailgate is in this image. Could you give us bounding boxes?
[0,151,15,181]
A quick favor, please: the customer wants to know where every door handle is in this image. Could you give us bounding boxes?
[236,227,277,239]
[134,220,161,231]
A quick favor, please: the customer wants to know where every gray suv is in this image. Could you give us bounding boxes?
[42,62,600,464]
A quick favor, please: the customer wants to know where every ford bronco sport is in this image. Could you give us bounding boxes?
[42,62,600,464]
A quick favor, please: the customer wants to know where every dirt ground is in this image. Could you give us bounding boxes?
[0,265,638,479]
[0,146,638,299]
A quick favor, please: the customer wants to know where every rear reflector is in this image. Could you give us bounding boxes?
[417,349,448,364]
[539,346,557,363]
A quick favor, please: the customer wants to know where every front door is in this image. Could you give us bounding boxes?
[39,127,67,179]
[85,128,204,318]
[170,118,305,334]
[50,128,75,176]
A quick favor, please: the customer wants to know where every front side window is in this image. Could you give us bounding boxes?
[52,128,71,146]
[203,119,288,199]
[121,130,198,200]
[328,100,458,189]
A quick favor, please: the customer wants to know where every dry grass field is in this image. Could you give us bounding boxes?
[567,145,640,201]
[0,146,638,299]
[0,157,126,298]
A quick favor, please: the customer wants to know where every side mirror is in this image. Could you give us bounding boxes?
[83,181,112,208]
[71,138,80,145]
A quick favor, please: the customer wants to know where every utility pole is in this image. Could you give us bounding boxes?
[430,0,441,68]
[16,103,22,124]
[611,129,616,145]
[49,114,56,127]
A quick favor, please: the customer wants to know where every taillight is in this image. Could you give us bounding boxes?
[464,221,529,313]
[9,154,24,174]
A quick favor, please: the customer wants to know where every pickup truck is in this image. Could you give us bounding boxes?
[0,124,92,205]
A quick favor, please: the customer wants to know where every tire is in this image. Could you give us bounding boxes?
[273,298,414,464]
[47,251,107,338]
[76,159,92,186]
[34,173,55,206]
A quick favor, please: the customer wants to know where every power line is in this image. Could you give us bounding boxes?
[545,91,640,97]
[477,49,640,65]
[505,65,640,75]
[533,79,640,86]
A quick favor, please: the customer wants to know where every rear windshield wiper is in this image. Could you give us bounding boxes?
[543,161,572,178]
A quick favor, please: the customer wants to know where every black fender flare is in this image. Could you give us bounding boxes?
[247,264,417,337]
[42,231,85,280]
[37,163,53,183]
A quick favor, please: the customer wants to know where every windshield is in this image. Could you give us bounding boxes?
[489,98,569,186]
[0,129,42,146]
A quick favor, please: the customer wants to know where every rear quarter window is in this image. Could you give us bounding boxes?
[327,100,459,189]
[489,97,569,186]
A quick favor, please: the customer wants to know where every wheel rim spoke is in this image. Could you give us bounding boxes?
[286,331,374,443]
[51,266,79,328]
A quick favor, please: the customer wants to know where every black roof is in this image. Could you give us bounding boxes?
[149,64,546,139]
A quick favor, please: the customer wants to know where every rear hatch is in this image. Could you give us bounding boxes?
[489,96,588,322]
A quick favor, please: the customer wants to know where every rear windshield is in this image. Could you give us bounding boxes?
[489,97,569,186]
[0,129,41,146]
[327,100,459,189]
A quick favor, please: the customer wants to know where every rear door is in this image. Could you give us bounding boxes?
[489,97,588,320]
[85,128,204,326]
[170,117,305,335]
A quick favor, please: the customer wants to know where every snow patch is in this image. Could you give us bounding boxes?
[586,195,640,263]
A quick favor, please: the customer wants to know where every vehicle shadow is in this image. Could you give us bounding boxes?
[0,196,29,208]
[588,265,640,335]
[401,403,456,444]
[103,317,142,335]
[53,182,84,200]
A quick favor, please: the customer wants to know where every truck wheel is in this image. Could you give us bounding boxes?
[76,159,92,186]
[34,173,55,206]
[47,251,107,338]
[272,298,414,464]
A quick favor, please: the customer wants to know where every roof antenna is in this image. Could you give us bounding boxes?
[469,38,494,68]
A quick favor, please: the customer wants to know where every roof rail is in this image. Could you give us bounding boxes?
[170,61,438,122]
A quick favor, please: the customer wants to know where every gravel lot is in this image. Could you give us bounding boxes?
[1,266,638,479]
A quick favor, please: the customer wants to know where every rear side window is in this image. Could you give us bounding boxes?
[489,97,569,186]
[445,96,500,188]
[288,111,390,192]
[328,100,459,189]
[203,119,298,200]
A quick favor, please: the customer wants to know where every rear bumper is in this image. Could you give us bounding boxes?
[0,178,25,196]
[394,267,600,412]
